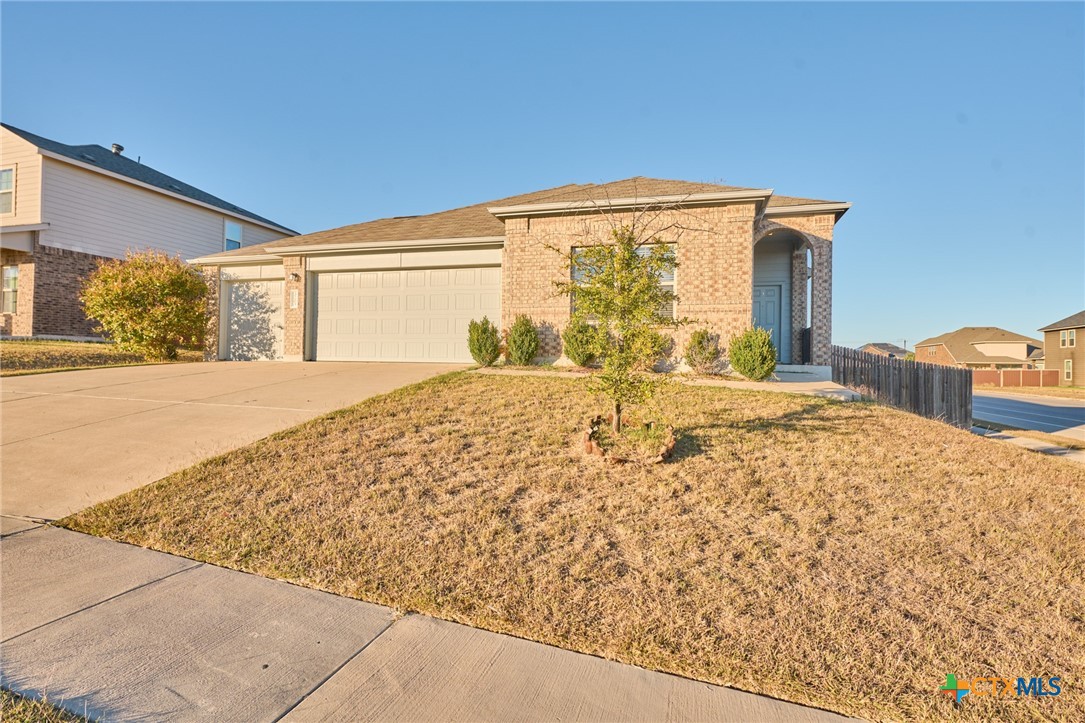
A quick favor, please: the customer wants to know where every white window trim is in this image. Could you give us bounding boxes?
[0,165,15,218]
[1070,329,1077,348]
[224,219,243,252]
[2,264,18,314]
[1061,330,1068,348]
[1065,359,1073,381]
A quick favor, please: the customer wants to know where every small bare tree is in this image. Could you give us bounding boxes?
[554,225,680,433]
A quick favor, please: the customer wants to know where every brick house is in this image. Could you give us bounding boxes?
[191,177,850,369]
[913,327,1042,369]
[1038,311,1084,386]
[0,124,296,339]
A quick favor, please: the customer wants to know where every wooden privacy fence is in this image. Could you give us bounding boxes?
[831,345,973,428]
[974,368,1059,387]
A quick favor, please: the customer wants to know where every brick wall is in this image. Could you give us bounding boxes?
[31,243,108,338]
[202,265,220,360]
[282,256,306,359]
[0,249,35,336]
[916,343,958,366]
[790,246,808,362]
[502,204,757,362]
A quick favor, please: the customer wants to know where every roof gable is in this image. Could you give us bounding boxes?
[195,176,848,262]
[2,123,296,234]
[1039,311,1085,332]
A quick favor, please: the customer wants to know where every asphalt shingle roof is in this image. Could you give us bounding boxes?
[2,123,296,233]
[1038,311,1085,332]
[197,176,845,261]
[914,327,1042,364]
[861,342,909,356]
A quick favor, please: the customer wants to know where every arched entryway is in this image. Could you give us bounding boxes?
[753,228,808,365]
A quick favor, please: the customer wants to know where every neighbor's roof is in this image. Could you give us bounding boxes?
[861,342,909,356]
[1038,311,1085,332]
[2,123,296,234]
[914,327,1042,364]
[194,176,846,262]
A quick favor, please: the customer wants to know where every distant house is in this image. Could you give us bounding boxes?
[1038,311,1084,386]
[860,342,908,358]
[0,124,297,339]
[913,327,1042,369]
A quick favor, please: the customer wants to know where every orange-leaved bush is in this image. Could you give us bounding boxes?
[80,251,209,361]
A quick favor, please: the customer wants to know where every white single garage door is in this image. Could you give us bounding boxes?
[224,280,284,360]
[313,267,500,362]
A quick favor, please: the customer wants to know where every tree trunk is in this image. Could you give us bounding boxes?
[613,401,622,434]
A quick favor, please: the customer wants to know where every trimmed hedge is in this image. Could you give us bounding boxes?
[467,317,501,366]
[729,327,777,381]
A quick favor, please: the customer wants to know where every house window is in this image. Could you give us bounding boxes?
[0,167,14,215]
[224,220,243,251]
[2,265,18,313]
[927,348,936,357]
[570,243,676,320]
[1069,330,1077,348]
[1061,331,1068,347]
[1065,359,1073,382]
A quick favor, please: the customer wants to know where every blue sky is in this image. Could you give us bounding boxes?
[2,2,1082,348]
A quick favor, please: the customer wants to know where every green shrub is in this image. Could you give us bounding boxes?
[80,251,208,361]
[505,315,539,366]
[684,329,720,374]
[561,319,597,367]
[467,316,501,366]
[729,327,777,381]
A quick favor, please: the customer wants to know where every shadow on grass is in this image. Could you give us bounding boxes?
[683,402,878,440]
[670,431,705,461]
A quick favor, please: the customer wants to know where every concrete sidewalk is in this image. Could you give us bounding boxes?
[971,426,1085,465]
[2,523,852,722]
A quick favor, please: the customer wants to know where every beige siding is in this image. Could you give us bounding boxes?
[972,341,1030,360]
[38,157,289,260]
[0,129,44,226]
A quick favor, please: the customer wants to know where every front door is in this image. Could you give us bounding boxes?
[753,285,782,352]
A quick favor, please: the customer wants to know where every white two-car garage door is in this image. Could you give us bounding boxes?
[312,267,500,362]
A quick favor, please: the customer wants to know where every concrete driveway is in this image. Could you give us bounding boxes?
[1,361,460,520]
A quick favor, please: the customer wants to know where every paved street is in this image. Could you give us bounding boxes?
[973,391,1085,441]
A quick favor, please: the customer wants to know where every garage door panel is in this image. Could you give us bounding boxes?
[225,280,284,361]
[313,267,499,362]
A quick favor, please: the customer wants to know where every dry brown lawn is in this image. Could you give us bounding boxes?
[63,373,1085,722]
[975,384,1085,401]
[0,340,201,376]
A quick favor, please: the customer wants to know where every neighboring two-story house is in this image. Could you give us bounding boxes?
[913,327,1043,369]
[1038,311,1084,386]
[0,124,296,338]
[190,177,850,369]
